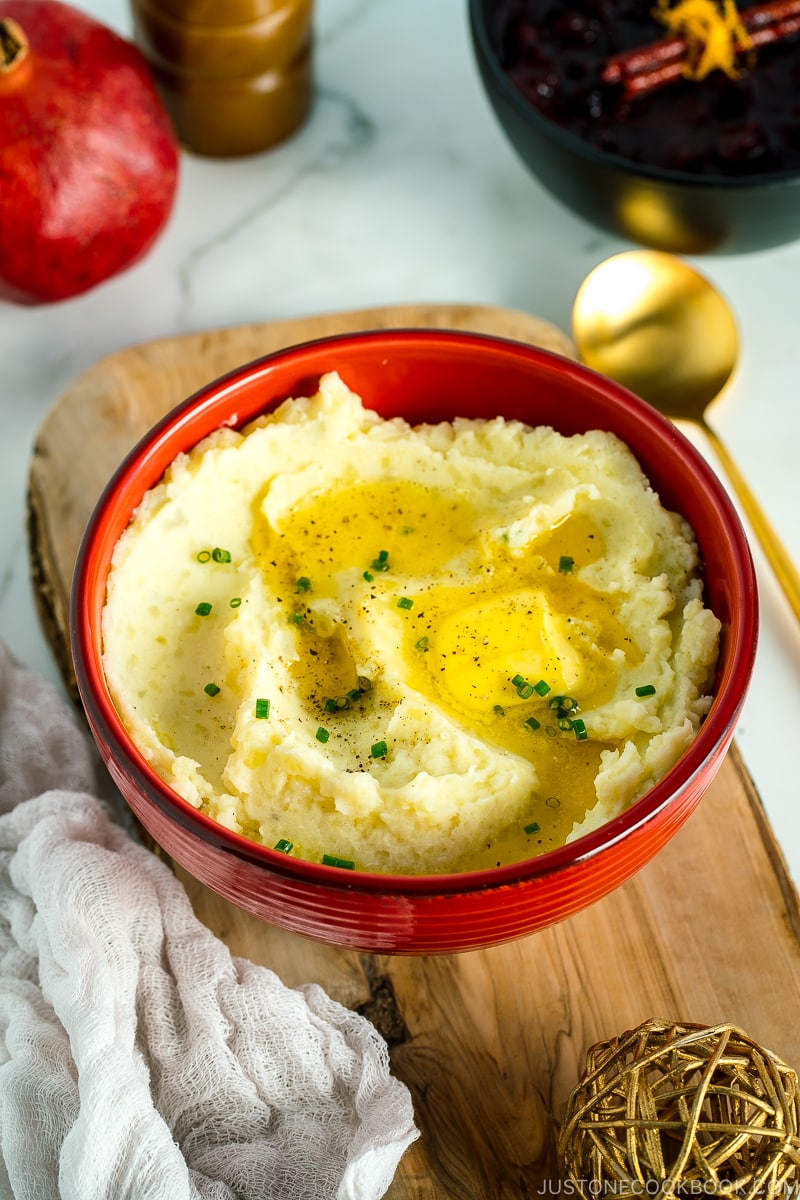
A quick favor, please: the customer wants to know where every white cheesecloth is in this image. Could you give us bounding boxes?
[0,640,419,1200]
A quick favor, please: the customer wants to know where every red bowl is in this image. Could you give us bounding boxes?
[70,329,758,954]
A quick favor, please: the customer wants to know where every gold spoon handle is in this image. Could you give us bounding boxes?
[700,418,800,623]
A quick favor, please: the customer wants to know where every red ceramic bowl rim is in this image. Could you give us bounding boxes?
[468,0,800,191]
[71,328,758,899]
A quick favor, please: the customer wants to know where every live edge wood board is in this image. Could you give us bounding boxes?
[27,303,800,1199]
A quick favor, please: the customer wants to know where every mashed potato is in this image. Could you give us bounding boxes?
[102,372,721,874]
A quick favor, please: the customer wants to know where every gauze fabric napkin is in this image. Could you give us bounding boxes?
[0,641,419,1200]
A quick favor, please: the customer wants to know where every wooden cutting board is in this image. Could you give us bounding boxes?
[27,303,800,1199]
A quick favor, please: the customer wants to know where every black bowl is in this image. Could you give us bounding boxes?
[468,0,800,255]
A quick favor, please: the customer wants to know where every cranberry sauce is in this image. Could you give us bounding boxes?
[492,0,800,176]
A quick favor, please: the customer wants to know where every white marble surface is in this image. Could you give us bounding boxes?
[3,0,799,883]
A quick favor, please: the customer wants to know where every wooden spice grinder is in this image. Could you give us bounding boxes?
[130,0,313,157]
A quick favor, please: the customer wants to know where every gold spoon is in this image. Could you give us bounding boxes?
[572,249,800,623]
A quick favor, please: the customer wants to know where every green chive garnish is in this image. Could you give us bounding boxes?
[196,550,211,563]
[524,716,541,732]
[212,547,232,563]
[533,679,551,696]
[371,550,390,572]
[397,596,413,610]
[558,717,573,731]
[195,602,212,616]
[315,727,330,743]
[322,854,355,870]
[296,576,311,592]
[204,683,220,697]
[558,555,574,573]
[511,674,535,698]
[274,838,293,854]
[363,571,374,582]
[572,718,588,741]
[289,612,304,624]
[493,704,505,716]
[255,698,270,719]
[524,821,541,835]
[635,684,657,697]
[371,740,388,759]
[415,636,429,651]
[230,597,242,608]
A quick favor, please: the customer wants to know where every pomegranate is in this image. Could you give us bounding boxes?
[0,0,179,304]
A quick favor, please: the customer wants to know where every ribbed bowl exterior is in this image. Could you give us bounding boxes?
[72,330,757,955]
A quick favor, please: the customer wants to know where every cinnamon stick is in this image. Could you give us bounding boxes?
[602,0,800,95]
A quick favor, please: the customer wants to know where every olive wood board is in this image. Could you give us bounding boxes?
[27,303,800,1200]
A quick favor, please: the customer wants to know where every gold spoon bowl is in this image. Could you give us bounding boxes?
[572,250,800,624]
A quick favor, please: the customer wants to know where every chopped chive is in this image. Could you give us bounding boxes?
[550,695,576,712]
[516,681,534,699]
[274,838,293,854]
[415,636,429,651]
[511,673,525,687]
[212,547,232,563]
[323,686,369,715]
[558,717,573,731]
[371,740,388,759]
[397,596,414,610]
[295,576,312,592]
[289,612,304,625]
[371,550,390,572]
[363,571,374,582]
[357,676,372,693]
[533,679,551,696]
[230,597,242,608]
[524,821,541,835]
[196,550,211,563]
[635,684,657,697]
[572,718,588,741]
[322,854,355,870]
[524,716,541,732]
[315,727,330,744]
[255,698,270,719]
[204,683,220,697]
[195,602,213,616]
[493,704,505,716]
[558,555,575,573]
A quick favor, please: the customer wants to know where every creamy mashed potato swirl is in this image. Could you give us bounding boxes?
[102,373,721,874]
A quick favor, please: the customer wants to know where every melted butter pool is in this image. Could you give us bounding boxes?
[253,476,632,869]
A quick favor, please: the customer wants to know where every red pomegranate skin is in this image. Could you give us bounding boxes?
[0,0,179,304]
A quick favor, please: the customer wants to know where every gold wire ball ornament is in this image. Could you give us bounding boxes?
[558,1019,800,1200]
